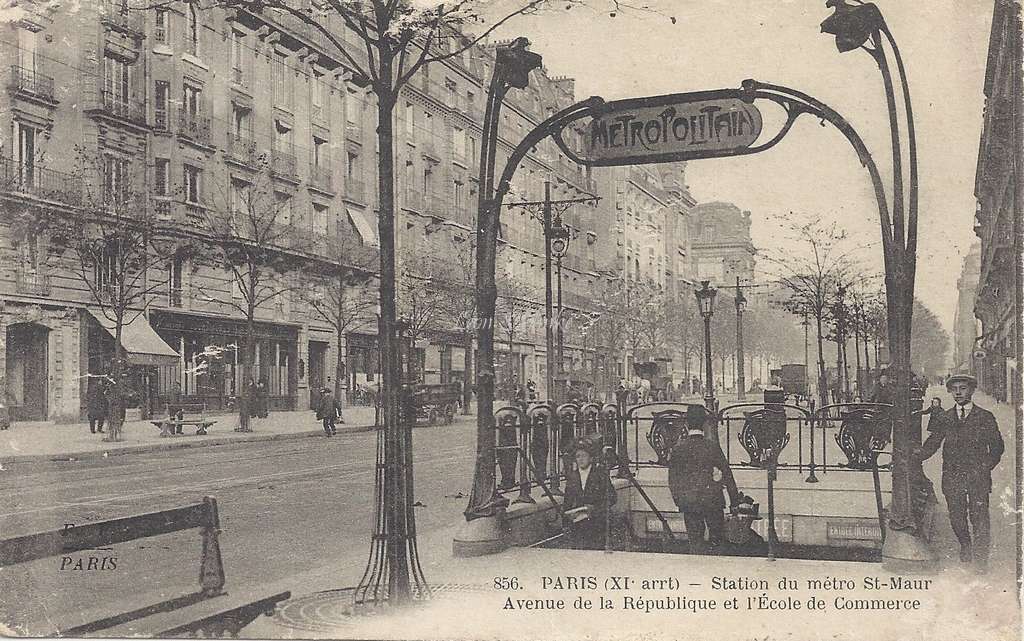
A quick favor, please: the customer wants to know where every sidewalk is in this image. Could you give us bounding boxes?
[244,522,1019,641]
[0,405,383,464]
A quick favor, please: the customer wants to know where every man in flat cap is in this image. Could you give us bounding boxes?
[914,374,1004,571]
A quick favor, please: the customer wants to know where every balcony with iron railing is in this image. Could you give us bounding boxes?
[178,109,213,147]
[0,156,83,205]
[85,89,148,127]
[15,271,52,296]
[225,132,258,167]
[271,148,299,181]
[310,164,333,192]
[8,66,56,104]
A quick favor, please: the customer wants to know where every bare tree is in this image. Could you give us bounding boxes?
[763,218,862,408]
[194,160,310,431]
[301,232,379,399]
[396,248,449,381]
[495,272,539,397]
[47,148,179,441]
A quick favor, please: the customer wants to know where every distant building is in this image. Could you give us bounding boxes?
[973,0,1022,404]
[953,243,982,374]
[688,202,756,287]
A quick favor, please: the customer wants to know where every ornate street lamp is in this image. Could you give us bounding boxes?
[695,281,717,440]
[735,279,747,401]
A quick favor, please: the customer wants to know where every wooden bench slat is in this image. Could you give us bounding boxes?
[0,503,210,566]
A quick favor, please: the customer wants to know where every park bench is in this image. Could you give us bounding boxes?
[0,496,290,637]
[151,401,216,436]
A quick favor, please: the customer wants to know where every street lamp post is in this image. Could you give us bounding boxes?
[820,0,932,569]
[735,277,747,401]
[551,217,570,402]
[460,37,602,533]
[695,281,717,441]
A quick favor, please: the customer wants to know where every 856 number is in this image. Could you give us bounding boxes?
[493,576,520,590]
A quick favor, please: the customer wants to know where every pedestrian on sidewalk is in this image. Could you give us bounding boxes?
[914,374,1004,572]
[168,381,184,435]
[562,441,616,550]
[255,378,270,419]
[87,380,108,434]
[316,386,342,436]
[668,404,741,555]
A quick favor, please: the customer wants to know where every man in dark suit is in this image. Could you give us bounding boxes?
[668,405,741,554]
[563,442,616,550]
[914,374,1004,571]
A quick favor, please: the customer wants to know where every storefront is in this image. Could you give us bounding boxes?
[149,311,299,412]
[85,310,181,420]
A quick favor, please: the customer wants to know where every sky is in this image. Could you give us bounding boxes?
[490,0,994,332]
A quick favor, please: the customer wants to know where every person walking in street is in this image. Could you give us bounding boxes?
[316,386,342,436]
[914,374,1004,572]
[87,379,108,434]
[668,404,741,554]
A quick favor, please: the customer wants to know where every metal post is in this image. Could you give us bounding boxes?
[735,276,746,400]
[543,181,555,405]
[556,253,564,401]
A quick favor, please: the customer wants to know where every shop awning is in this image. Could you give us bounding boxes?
[88,309,180,367]
[347,208,379,247]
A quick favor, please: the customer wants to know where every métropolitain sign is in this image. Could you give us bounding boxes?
[561,89,764,167]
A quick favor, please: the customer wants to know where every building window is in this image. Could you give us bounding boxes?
[702,226,713,243]
[230,178,251,217]
[272,52,292,109]
[468,135,478,166]
[183,164,201,204]
[154,9,168,44]
[423,165,433,195]
[454,180,464,208]
[405,102,415,138]
[313,203,329,236]
[154,158,169,195]
[182,83,202,118]
[312,135,328,168]
[274,191,292,226]
[230,29,245,84]
[452,126,465,161]
[185,4,200,55]
[274,118,292,150]
[13,121,37,177]
[168,254,183,305]
[19,235,39,272]
[311,69,325,121]
[154,80,170,130]
[445,78,457,104]
[103,55,131,106]
[95,241,118,292]
[347,150,359,181]
[102,154,130,205]
[17,28,37,73]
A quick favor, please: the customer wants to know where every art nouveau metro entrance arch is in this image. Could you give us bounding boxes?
[464,59,928,572]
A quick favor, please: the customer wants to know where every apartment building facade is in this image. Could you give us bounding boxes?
[0,1,605,420]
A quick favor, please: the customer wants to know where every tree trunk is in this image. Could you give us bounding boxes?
[107,314,127,442]
[240,305,256,432]
[815,311,828,409]
[335,323,345,401]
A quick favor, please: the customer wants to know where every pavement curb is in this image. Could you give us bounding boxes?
[1,422,381,465]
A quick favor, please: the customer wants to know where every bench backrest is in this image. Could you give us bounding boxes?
[0,496,225,597]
